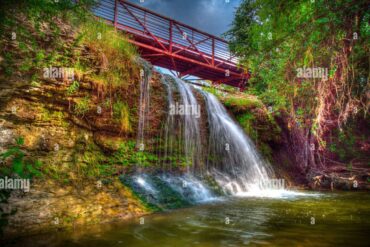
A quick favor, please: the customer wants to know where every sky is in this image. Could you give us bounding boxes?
[127,0,242,37]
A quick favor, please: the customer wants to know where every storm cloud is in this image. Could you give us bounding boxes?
[127,0,241,37]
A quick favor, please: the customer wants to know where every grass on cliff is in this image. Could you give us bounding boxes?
[0,0,145,182]
[0,0,139,89]
[77,17,140,90]
[113,100,132,132]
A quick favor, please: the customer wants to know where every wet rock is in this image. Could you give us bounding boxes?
[0,180,147,239]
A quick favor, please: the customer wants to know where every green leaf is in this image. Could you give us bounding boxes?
[0,167,12,176]
[0,149,17,159]
[26,164,42,177]
[34,160,43,168]
[316,17,330,24]
[16,137,24,146]
[12,156,24,177]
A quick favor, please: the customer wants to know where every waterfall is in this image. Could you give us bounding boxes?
[160,174,215,203]
[159,76,274,195]
[136,59,152,151]
[160,75,177,171]
[134,175,158,195]
[121,173,215,209]
[201,91,274,195]
[172,77,202,172]
[127,70,279,204]
[160,75,203,173]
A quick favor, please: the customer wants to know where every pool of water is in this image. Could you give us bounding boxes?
[4,191,370,246]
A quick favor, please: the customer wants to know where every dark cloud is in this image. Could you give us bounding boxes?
[127,0,241,37]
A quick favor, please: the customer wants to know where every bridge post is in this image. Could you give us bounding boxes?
[169,20,173,53]
[114,0,118,27]
[212,39,215,66]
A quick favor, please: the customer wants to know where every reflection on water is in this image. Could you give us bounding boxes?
[234,189,322,199]
[3,192,370,247]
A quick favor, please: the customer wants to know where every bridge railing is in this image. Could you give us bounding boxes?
[92,0,238,67]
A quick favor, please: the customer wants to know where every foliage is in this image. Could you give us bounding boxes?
[78,16,139,90]
[73,96,90,116]
[223,95,263,110]
[0,137,42,178]
[0,0,96,76]
[109,141,158,167]
[328,119,369,162]
[226,0,369,163]
[79,146,111,178]
[203,87,223,97]
[226,0,368,113]
[66,81,80,95]
[113,100,132,132]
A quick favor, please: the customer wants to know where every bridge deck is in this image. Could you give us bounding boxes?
[93,0,250,89]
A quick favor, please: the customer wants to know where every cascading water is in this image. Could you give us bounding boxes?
[130,72,213,206]
[160,75,177,171]
[134,175,158,195]
[161,174,215,202]
[130,70,283,203]
[156,75,214,202]
[160,75,203,173]
[201,91,274,195]
[136,59,152,152]
[172,77,203,172]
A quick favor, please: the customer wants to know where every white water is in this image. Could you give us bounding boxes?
[161,75,176,170]
[201,91,275,195]
[134,175,158,194]
[234,189,321,199]
[132,173,216,203]
[136,59,152,151]
[161,174,216,203]
[133,173,315,201]
[172,77,203,172]
[160,75,203,173]
[136,73,304,201]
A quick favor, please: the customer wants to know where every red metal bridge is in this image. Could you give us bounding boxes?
[93,0,250,89]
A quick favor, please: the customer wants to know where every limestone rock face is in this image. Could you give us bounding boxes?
[0,76,157,238]
[0,5,167,240]
[1,180,147,238]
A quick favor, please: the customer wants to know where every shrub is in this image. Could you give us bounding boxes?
[0,137,42,178]
[113,100,132,132]
[66,80,80,95]
[74,96,90,116]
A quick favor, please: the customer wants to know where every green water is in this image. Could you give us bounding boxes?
[4,192,370,247]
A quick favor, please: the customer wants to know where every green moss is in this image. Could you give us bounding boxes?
[73,96,90,116]
[66,81,80,95]
[113,100,132,132]
[237,112,255,134]
[40,108,68,127]
[224,96,263,110]
[119,175,191,211]
[0,137,43,178]
[109,141,158,167]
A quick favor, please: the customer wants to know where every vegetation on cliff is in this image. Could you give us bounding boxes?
[0,0,153,181]
[226,0,369,179]
[0,0,162,235]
